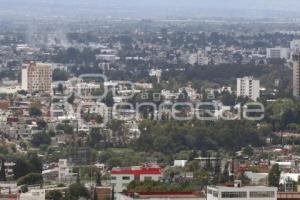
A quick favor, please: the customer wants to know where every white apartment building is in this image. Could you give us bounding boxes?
[111,166,162,192]
[21,62,53,94]
[21,67,28,91]
[291,40,300,55]
[236,76,260,101]
[58,159,72,183]
[266,47,290,59]
[207,181,277,200]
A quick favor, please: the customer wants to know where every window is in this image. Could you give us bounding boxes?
[122,176,130,180]
[144,177,152,181]
[250,191,275,198]
[221,191,247,198]
[213,191,218,197]
[111,176,116,180]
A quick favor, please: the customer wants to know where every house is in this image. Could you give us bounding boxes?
[111,166,162,192]
[42,167,58,182]
[173,160,188,167]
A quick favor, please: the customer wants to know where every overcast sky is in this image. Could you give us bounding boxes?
[2,0,297,10]
[1,0,300,19]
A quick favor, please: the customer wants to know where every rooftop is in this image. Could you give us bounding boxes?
[123,192,203,199]
[111,167,161,175]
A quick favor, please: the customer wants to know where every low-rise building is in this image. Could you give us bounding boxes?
[111,166,162,193]
[266,47,290,59]
[20,189,45,200]
[94,187,113,200]
[116,192,205,200]
[207,181,277,200]
[58,159,73,183]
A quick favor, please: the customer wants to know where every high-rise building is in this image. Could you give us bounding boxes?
[293,54,300,99]
[290,40,300,55]
[21,62,53,94]
[237,76,260,101]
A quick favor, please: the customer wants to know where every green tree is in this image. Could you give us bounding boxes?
[13,154,43,179]
[20,185,28,193]
[13,158,30,179]
[243,146,254,156]
[67,183,90,200]
[87,129,103,149]
[95,172,102,186]
[17,173,43,186]
[185,160,200,172]
[37,120,47,130]
[27,152,43,173]
[0,158,6,181]
[57,83,64,94]
[46,190,63,200]
[67,93,75,104]
[48,129,56,137]
[29,106,42,117]
[53,69,69,81]
[103,91,114,107]
[56,123,74,135]
[221,91,236,106]
[268,164,281,187]
[31,133,51,147]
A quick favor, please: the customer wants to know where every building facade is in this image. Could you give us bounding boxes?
[291,40,300,56]
[266,48,290,59]
[58,159,72,183]
[293,54,300,99]
[116,192,205,200]
[111,167,162,193]
[21,62,52,94]
[236,76,260,101]
[207,182,277,200]
[19,189,45,200]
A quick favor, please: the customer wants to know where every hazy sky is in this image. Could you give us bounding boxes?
[118,0,300,10]
[1,0,300,19]
[0,0,297,10]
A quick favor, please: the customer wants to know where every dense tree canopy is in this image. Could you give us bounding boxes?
[133,120,265,154]
[31,133,51,147]
[17,173,43,186]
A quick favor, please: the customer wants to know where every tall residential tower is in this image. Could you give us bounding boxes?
[236,76,260,101]
[293,54,300,99]
[21,62,53,94]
